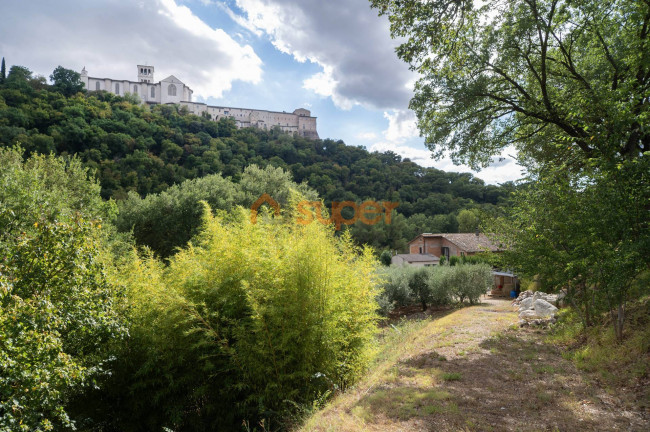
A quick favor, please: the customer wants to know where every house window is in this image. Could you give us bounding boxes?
[133,85,138,94]
[151,86,155,98]
[168,84,177,96]
[115,83,120,94]
[441,247,450,260]
[95,81,100,91]
[419,246,422,254]
[224,110,229,115]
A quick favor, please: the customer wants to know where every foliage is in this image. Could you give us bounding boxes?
[115,164,316,259]
[548,290,650,404]
[0,148,125,431]
[49,66,84,97]
[371,0,649,171]
[377,264,491,313]
[0,69,513,252]
[410,268,431,311]
[91,207,380,431]
[448,264,493,305]
[377,266,414,314]
[490,162,649,339]
[373,0,650,339]
[379,250,393,266]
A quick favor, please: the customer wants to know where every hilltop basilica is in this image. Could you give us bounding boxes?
[80,65,319,139]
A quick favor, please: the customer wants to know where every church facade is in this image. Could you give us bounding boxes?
[80,65,318,139]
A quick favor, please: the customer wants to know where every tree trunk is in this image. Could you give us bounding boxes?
[616,303,625,341]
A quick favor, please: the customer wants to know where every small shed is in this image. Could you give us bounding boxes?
[492,271,518,297]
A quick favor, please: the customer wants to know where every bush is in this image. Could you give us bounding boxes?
[426,266,453,306]
[379,250,393,266]
[377,266,414,314]
[410,268,431,310]
[0,148,125,431]
[100,206,380,431]
[377,263,492,313]
[115,165,316,259]
[450,263,493,304]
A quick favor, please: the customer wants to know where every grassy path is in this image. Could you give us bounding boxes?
[300,298,648,431]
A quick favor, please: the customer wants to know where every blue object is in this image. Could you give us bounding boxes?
[510,290,517,298]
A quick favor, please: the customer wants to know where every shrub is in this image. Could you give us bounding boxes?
[379,249,393,266]
[450,264,493,304]
[377,263,492,313]
[426,266,453,306]
[102,206,380,430]
[410,267,432,311]
[0,148,125,431]
[377,265,415,314]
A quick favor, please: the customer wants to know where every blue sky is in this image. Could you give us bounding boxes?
[0,0,524,184]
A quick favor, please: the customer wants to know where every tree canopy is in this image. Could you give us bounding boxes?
[50,65,84,97]
[371,0,650,171]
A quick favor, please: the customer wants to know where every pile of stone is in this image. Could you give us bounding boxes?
[513,290,561,327]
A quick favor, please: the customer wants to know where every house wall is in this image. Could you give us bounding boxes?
[409,236,465,257]
[80,66,316,138]
[181,102,318,138]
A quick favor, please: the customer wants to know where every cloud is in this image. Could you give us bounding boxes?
[356,131,378,140]
[383,110,420,142]
[0,0,263,99]
[231,0,414,110]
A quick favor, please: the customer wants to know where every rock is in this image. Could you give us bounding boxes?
[519,320,528,327]
[534,299,558,318]
[519,297,534,311]
[545,294,558,305]
[519,309,539,320]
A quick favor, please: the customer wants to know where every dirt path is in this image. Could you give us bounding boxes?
[301,298,648,431]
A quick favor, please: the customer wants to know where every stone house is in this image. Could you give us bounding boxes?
[408,232,501,261]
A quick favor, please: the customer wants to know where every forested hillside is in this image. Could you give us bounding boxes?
[0,64,513,252]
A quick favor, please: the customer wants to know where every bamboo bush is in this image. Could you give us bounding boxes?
[101,204,380,431]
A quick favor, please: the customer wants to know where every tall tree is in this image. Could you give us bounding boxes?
[50,65,84,96]
[0,57,5,84]
[373,0,650,339]
[371,0,650,171]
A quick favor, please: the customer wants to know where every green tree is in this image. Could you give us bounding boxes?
[491,164,649,339]
[371,0,649,170]
[373,0,650,340]
[0,57,6,84]
[457,208,481,233]
[380,249,393,266]
[0,148,125,430]
[50,66,84,96]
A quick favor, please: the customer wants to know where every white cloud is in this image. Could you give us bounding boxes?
[356,131,378,140]
[0,0,263,99]
[231,0,414,110]
[383,110,420,142]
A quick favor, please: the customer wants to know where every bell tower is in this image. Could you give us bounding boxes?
[137,65,154,83]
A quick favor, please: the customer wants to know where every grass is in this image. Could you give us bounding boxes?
[299,298,649,431]
[356,387,455,421]
[546,295,650,410]
[441,372,462,381]
[299,300,519,431]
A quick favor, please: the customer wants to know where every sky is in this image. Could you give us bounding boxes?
[0,0,524,184]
